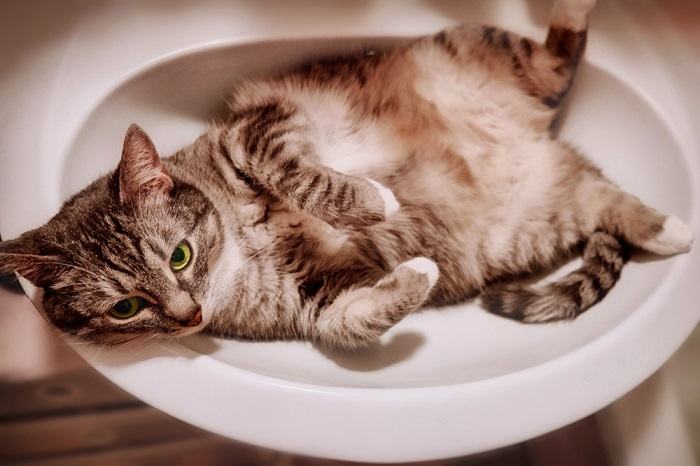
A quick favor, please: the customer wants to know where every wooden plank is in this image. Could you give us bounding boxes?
[11,436,281,466]
[0,405,204,462]
[0,367,138,420]
[0,288,87,382]
[7,434,527,466]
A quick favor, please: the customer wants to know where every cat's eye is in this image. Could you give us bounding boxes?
[110,297,145,319]
[170,241,191,271]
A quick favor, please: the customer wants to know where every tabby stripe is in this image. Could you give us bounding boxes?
[258,128,289,162]
[336,182,350,210]
[216,133,262,192]
[498,32,512,51]
[542,96,559,108]
[482,26,496,44]
[546,27,587,61]
[106,213,140,258]
[279,157,300,178]
[582,269,606,301]
[240,105,294,159]
[208,148,227,185]
[301,173,323,203]
[322,177,334,202]
[146,239,168,260]
[266,142,286,161]
[85,241,134,277]
[189,205,211,233]
[560,280,584,309]
[520,37,533,58]
[360,238,386,269]
[434,30,459,58]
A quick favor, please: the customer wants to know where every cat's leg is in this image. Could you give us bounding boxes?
[588,185,694,256]
[482,145,692,323]
[214,104,398,229]
[506,0,595,111]
[538,0,596,108]
[433,0,594,119]
[482,187,693,323]
[313,257,438,349]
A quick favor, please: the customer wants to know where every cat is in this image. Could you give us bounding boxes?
[0,0,693,349]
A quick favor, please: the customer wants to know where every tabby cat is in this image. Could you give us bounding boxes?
[0,0,693,348]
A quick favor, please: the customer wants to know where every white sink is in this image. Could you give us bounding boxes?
[1,0,698,462]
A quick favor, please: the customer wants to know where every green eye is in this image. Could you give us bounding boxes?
[170,241,191,271]
[110,297,144,319]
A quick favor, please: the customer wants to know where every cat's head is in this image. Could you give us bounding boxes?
[0,125,238,345]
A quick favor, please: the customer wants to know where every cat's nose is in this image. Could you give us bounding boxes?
[183,307,202,327]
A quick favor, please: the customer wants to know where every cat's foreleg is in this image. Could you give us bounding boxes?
[313,258,439,349]
[215,104,399,229]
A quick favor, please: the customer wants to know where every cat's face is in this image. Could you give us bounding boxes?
[0,125,237,345]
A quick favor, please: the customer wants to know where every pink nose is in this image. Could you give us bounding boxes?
[184,309,202,327]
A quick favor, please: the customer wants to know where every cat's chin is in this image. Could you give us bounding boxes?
[174,326,205,338]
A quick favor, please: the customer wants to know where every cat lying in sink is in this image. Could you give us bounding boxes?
[0,0,692,348]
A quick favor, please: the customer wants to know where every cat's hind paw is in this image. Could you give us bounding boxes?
[641,215,694,255]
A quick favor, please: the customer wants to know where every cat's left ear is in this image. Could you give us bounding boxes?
[0,234,67,288]
[117,124,173,205]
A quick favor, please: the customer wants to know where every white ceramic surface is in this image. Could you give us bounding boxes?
[1,1,698,462]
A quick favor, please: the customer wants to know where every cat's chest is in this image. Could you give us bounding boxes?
[293,92,404,176]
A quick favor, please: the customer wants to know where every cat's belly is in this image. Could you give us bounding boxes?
[382,136,579,298]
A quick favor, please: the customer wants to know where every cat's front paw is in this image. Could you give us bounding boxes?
[365,178,400,219]
[322,177,400,229]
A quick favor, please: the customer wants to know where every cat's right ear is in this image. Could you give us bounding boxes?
[0,234,66,288]
[117,124,174,205]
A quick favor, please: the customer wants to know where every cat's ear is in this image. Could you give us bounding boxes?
[117,124,173,205]
[0,233,66,288]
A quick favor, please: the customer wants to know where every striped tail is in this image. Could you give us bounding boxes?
[482,232,627,323]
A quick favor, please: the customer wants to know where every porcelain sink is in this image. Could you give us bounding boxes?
[1,0,698,462]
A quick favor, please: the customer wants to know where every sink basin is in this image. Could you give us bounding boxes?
[1,0,698,462]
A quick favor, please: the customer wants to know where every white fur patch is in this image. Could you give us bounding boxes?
[203,226,243,322]
[642,215,694,255]
[294,90,403,175]
[398,257,440,288]
[365,178,400,217]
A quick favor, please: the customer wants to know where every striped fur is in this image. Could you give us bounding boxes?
[0,0,693,348]
[482,232,627,322]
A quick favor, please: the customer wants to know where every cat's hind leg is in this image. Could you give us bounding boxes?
[483,175,693,323]
[538,0,597,107]
[510,0,596,112]
[471,0,595,116]
[592,186,694,256]
[313,258,438,349]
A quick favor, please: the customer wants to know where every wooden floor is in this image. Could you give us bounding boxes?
[0,276,609,466]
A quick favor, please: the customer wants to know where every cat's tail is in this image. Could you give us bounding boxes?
[481,232,627,323]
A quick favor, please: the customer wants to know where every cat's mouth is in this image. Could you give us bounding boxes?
[174,308,205,336]
[183,308,202,327]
